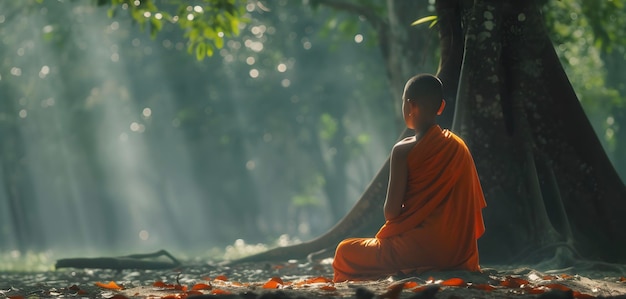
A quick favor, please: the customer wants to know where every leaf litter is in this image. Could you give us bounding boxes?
[1,259,626,298]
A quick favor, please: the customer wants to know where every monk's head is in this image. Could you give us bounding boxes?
[402,74,446,131]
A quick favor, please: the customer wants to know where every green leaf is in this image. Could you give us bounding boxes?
[196,42,207,60]
[214,36,224,49]
[411,15,437,26]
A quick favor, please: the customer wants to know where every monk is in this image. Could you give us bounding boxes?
[332,74,486,282]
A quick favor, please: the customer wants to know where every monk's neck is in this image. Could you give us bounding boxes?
[414,123,437,141]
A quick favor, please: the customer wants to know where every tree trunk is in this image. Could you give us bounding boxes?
[452,0,626,263]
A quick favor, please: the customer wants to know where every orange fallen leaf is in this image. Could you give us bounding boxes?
[263,280,282,289]
[191,283,212,291]
[440,278,465,287]
[561,274,574,279]
[500,276,529,288]
[426,276,436,283]
[304,276,332,284]
[8,296,25,299]
[573,291,595,299]
[320,285,337,291]
[161,295,183,299]
[172,284,187,291]
[211,289,232,295]
[412,285,440,292]
[153,281,171,288]
[214,275,228,281]
[403,281,419,289]
[619,277,626,282]
[95,281,123,290]
[187,290,204,296]
[77,289,89,295]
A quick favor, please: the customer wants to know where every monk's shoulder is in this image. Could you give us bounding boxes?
[392,136,417,156]
[444,130,470,149]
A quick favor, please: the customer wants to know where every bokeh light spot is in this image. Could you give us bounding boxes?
[281,79,291,87]
[142,107,152,118]
[139,230,149,241]
[354,34,363,43]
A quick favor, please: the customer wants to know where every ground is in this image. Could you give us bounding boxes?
[1,257,626,299]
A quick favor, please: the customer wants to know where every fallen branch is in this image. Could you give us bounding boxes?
[55,249,181,270]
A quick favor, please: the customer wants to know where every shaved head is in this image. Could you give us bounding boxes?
[402,74,444,115]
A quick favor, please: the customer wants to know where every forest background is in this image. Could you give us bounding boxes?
[0,0,624,271]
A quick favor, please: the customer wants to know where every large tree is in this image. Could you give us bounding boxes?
[101,0,626,265]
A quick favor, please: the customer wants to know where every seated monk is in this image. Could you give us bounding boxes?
[332,74,486,282]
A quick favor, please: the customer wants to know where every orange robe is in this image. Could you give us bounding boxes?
[332,126,486,282]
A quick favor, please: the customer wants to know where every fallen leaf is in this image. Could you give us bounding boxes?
[187,290,204,296]
[302,276,332,284]
[8,296,25,299]
[211,289,232,295]
[619,277,626,282]
[573,291,595,299]
[95,281,123,290]
[500,276,529,288]
[403,281,419,289]
[214,275,228,281]
[191,283,212,291]
[440,278,465,287]
[175,284,188,291]
[263,279,282,289]
[153,281,170,288]
[320,285,337,291]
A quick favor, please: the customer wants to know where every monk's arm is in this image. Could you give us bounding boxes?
[383,142,410,221]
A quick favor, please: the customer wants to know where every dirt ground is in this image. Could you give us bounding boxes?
[2,258,626,299]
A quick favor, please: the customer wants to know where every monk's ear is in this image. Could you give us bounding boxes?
[436,99,446,116]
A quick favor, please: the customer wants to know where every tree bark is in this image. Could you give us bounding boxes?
[453,0,626,263]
